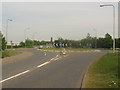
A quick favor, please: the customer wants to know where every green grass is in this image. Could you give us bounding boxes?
[1,50,22,58]
[85,52,119,88]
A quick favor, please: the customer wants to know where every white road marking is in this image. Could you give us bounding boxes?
[44,52,47,56]
[64,55,68,57]
[50,55,59,61]
[56,55,59,57]
[37,55,61,67]
[54,57,61,61]
[1,54,63,83]
[0,70,30,83]
[37,61,50,68]
[50,58,55,61]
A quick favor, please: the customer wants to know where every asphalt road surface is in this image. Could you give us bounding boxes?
[2,48,107,88]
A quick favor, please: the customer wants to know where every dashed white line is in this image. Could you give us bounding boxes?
[53,57,62,61]
[1,54,66,83]
[0,70,30,83]
[37,55,61,67]
[37,61,50,68]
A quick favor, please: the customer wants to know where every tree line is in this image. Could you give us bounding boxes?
[0,32,120,50]
[54,33,120,49]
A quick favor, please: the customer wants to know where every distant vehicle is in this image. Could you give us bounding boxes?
[38,45,43,49]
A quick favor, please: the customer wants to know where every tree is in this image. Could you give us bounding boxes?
[97,33,113,49]
[0,32,7,50]
[19,41,25,47]
[97,37,105,48]
[25,39,34,48]
[104,33,113,48]
[80,33,93,48]
[116,38,120,48]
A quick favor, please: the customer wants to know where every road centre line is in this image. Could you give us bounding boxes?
[1,55,57,83]
[53,57,62,61]
[37,55,60,67]
[0,70,30,83]
[1,54,66,83]
[37,61,50,68]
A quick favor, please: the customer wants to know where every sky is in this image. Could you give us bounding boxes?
[1,1,119,42]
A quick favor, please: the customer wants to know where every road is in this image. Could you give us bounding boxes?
[2,48,107,88]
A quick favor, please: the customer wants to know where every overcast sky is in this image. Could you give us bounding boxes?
[1,2,118,42]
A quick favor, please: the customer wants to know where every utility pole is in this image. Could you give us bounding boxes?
[100,4,116,53]
[6,19,12,49]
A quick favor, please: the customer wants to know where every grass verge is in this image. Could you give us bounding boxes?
[84,52,119,88]
[1,50,22,58]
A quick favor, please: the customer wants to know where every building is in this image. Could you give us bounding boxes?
[7,41,20,46]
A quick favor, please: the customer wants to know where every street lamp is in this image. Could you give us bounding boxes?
[24,28,30,48]
[100,4,115,53]
[6,19,13,49]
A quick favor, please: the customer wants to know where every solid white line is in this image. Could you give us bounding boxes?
[0,70,30,83]
[37,61,50,67]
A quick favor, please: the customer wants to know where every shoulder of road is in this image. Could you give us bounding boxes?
[2,51,34,65]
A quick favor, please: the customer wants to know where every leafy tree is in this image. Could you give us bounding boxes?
[104,33,113,48]
[40,41,50,45]
[25,39,34,48]
[19,41,25,47]
[71,40,81,48]
[80,33,93,48]
[97,33,113,49]
[97,37,105,48]
[0,32,7,50]
[116,38,120,48]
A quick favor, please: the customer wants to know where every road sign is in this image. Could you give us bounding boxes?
[59,43,62,47]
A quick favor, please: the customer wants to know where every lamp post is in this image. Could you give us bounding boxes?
[24,28,30,48]
[100,4,115,53]
[6,19,13,49]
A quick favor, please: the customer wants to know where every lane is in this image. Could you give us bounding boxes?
[2,51,107,88]
[2,48,58,80]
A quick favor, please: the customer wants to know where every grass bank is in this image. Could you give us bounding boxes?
[85,52,119,88]
[1,50,22,58]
